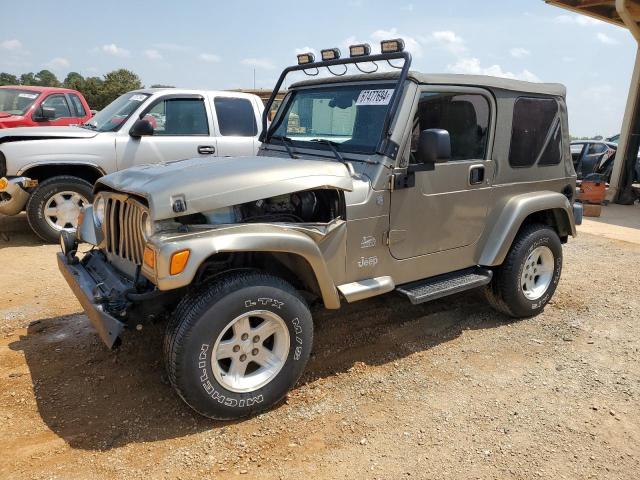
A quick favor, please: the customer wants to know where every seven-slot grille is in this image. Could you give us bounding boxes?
[104,194,147,265]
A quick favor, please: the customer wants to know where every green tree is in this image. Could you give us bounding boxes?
[63,72,85,91]
[150,84,175,88]
[0,72,19,86]
[97,69,143,109]
[80,77,104,110]
[19,72,36,85]
[34,70,61,87]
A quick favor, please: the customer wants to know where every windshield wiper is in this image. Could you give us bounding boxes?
[309,139,346,164]
[78,123,97,130]
[309,139,377,165]
[270,135,297,159]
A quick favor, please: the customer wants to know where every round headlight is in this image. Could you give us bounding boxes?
[141,211,154,239]
[93,196,105,226]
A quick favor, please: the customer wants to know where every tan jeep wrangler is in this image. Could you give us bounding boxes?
[58,39,581,420]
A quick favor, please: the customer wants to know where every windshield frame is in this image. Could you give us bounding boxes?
[0,88,41,116]
[260,50,412,158]
[268,81,397,155]
[84,92,151,132]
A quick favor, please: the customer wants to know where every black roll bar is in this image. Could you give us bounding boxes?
[259,50,413,155]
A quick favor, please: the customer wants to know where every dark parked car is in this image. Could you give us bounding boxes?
[606,134,640,185]
[570,140,617,181]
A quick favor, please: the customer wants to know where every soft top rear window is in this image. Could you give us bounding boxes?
[509,97,561,168]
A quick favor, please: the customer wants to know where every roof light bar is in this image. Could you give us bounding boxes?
[349,43,371,57]
[321,48,341,61]
[380,38,405,54]
[297,52,315,65]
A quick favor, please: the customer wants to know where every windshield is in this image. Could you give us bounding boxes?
[85,92,150,132]
[0,89,40,116]
[270,83,395,154]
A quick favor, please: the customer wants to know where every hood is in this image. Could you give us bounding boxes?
[97,156,354,221]
[0,126,98,142]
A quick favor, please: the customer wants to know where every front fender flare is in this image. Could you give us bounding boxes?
[478,191,576,266]
[146,223,342,309]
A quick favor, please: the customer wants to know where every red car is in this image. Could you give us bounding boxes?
[0,85,92,129]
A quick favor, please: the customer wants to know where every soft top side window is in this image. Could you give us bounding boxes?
[410,92,490,163]
[509,97,561,167]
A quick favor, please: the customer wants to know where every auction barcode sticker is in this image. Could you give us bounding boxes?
[18,93,38,99]
[130,94,147,102]
[356,89,394,106]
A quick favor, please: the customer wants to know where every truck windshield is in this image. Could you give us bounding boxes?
[269,83,395,154]
[0,89,40,116]
[84,92,150,132]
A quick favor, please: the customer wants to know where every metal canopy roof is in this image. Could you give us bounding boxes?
[545,0,640,29]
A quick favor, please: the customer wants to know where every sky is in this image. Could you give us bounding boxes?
[0,0,637,137]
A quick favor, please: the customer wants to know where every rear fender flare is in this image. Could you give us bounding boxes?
[478,191,576,266]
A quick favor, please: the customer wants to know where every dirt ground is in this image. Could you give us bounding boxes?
[1,211,639,480]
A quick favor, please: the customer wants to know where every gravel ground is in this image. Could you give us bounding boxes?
[1,214,639,479]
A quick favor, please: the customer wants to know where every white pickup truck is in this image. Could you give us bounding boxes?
[0,88,264,241]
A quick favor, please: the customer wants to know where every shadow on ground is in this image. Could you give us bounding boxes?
[9,289,505,451]
[0,213,42,245]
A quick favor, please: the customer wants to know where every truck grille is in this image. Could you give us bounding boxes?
[104,195,148,265]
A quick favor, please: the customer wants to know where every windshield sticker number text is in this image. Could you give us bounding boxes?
[356,89,394,106]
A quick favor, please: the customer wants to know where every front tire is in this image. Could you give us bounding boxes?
[26,175,93,242]
[164,272,313,420]
[485,223,563,318]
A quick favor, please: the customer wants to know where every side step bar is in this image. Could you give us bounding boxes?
[396,267,493,305]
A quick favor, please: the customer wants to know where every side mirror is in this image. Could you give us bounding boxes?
[416,128,451,165]
[33,106,56,122]
[130,119,154,138]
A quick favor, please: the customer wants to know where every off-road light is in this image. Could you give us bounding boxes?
[297,52,315,65]
[380,38,405,54]
[170,249,190,275]
[321,48,341,61]
[93,196,105,226]
[349,43,371,57]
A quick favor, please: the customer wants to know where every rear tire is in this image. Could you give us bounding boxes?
[164,272,313,420]
[485,223,563,318]
[26,175,93,242]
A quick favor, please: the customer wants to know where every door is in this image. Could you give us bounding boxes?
[389,89,495,259]
[115,95,217,170]
[36,94,76,126]
[211,96,259,156]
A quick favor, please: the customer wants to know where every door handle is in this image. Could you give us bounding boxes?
[198,145,215,155]
[469,165,485,185]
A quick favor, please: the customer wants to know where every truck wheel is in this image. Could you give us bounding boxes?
[26,175,93,242]
[164,272,313,420]
[484,223,562,318]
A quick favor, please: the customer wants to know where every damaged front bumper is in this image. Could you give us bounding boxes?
[57,251,129,348]
[0,177,36,215]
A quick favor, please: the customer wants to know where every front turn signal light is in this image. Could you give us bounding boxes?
[170,249,190,275]
[143,246,156,270]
